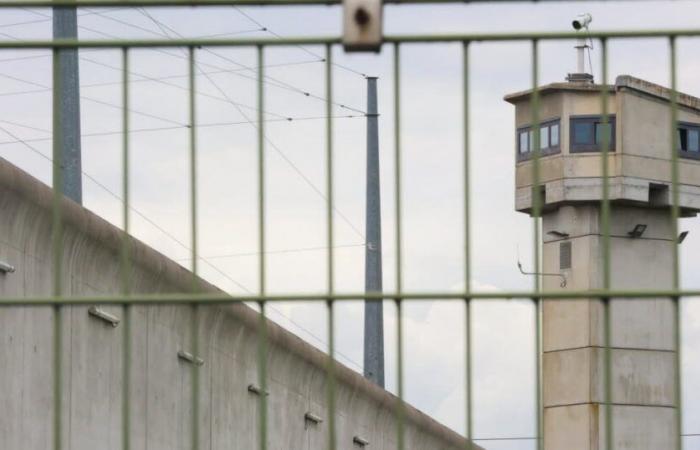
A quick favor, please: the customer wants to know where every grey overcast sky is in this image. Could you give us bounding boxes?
[3,2,700,449]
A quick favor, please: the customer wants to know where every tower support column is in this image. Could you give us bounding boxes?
[542,204,678,450]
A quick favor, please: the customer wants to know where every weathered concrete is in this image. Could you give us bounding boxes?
[506,75,700,216]
[0,157,475,450]
[506,75,689,449]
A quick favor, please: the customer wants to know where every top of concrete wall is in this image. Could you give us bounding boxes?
[616,75,700,112]
[0,156,473,449]
[504,80,614,104]
[504,75,700,111]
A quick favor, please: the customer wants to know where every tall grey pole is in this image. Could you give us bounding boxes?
[53,7,82,204]
[363,77,384,387]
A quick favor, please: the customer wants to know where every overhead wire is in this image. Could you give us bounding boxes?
[0,113,363,147]
[20,8,296,121]
[178,243,366,260]
[88,7,366,114]
[135,9,366,240]
[0,59,325,98]
[0,9,368,372]
[0,8,364,370]
[115,8,368,369]
[231,6,369,79]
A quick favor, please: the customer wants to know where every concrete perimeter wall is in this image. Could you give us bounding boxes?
[0,157,474,450]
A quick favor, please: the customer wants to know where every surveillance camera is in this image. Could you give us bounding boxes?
[572,13,592,31]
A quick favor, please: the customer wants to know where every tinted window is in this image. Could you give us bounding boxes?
[678,123,700,159]
[571,116,616,153]
[519,131,529,154]
[551,123,560,147]
[595,122,613,146]
[540,127,549,150]
[573,122,593,145]
[690,129,700,152]
[516,119,561,160]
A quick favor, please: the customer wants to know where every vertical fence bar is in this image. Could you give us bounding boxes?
[393,42,405,450]
[256,44,269,450]
[51,46,64,450]
[120,46,131,450]
[598,38,614,450]
[462,40,474,450]
[188,45,200,450]
[529,39,543,450]
[324,43,337,450]
[668,37,683,450]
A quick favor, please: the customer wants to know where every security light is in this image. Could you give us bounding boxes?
[679,231,689,244]
[0,261,15,274]
[547,230,570,238]
[628,224,647,238]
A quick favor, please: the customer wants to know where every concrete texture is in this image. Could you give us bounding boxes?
[506,75,689,449]
[506,75,700,215]
[0,156,475,450]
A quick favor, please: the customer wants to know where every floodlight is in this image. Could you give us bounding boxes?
[547,230,570,239]
[679,231,689,244]
[628,224,647,238]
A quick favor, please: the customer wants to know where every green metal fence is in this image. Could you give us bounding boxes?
[0,1,696,450]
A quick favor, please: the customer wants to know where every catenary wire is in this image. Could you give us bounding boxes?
[0,114,363,146]
[231,6,369,79]
[0,59,325,98]
[134,10,366,240]
[0,119,365,371]
[3,9,368,372]
[88,7,366,114]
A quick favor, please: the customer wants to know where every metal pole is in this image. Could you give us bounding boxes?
[363,76,384,387]
[53,6,82,204]
[576,36,586,74]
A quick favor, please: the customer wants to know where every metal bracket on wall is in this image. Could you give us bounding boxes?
[88,306,121,327]
[343,0,382,52]
[517,260,567,288]
[247,384,270,396]
[304,411,323,428]
[353,436,370,447]
[177,350,204,366]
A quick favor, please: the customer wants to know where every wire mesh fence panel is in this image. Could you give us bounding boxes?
[0,2,696,450]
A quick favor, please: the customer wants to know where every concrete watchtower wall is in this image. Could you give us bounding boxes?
[0,157,474,450]
[505,75,698,449]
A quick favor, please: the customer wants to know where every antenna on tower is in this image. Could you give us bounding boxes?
[567,13,594,84]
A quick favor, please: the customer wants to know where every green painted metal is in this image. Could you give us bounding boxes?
[120,46,131,450]
[1,3,692,449]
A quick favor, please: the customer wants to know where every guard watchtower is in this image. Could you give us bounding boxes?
[505,74,700,449]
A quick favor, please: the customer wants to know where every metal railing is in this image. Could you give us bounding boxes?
[0,2,695,450]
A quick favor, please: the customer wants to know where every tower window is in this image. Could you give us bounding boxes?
[678,123,700,159]
[516,118,561,161]
[570,115,616,153]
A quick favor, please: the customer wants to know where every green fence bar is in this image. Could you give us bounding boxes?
[2,5,700,450]
[392,41,406,450]
[51,45,64,450]
[669,36,683,450]
[462,40,474,450]
[256,43,268,450]
[325,43,337,450]
[121,46,131,450]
